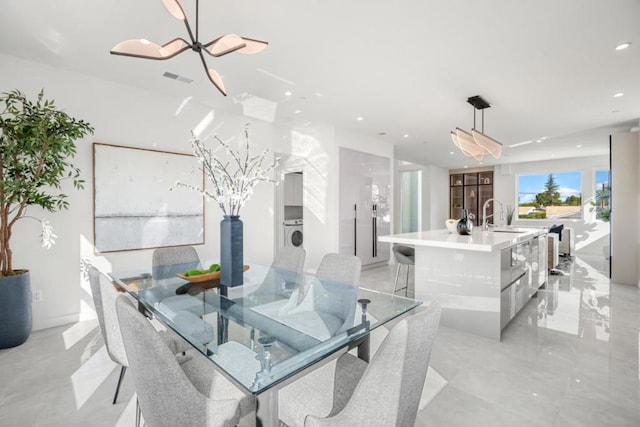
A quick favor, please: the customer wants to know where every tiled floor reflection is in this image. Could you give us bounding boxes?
[362,254,640,426]
[0,255,637,426]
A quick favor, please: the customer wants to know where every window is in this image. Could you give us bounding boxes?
[593,170,610,221]
[517,171,582,219]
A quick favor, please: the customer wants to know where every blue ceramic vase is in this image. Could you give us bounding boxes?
[220,215,244,287]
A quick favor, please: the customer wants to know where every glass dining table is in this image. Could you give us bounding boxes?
[109,263,421,426]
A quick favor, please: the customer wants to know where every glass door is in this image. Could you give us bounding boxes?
[400,170,422,233]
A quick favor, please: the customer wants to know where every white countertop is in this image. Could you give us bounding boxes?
[378,227,546,252]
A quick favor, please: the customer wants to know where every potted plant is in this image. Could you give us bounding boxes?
[0,89,93,348]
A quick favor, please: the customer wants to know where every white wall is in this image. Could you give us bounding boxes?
[610,131,640,286]
[494,155,610,256]
[2,53,394,330]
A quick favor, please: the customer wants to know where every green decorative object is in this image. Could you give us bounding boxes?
[506,205,515,226]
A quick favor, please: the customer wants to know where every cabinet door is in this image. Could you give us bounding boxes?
[478,184,493,225]
[464,186,478,225]
[339,148,390,266]
[450,186,463,219]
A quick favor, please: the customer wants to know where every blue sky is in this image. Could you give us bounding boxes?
[518,172,582,204]
[595,170,609,188]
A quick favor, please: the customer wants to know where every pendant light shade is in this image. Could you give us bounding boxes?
[451,96,503,161]
[455,128,486,161]
[472,129,503,158]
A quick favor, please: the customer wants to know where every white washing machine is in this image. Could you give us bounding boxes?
[283,219,303,247]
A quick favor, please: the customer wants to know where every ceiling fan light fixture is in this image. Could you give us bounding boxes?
[209,34,246,57]
[237,37,269,54]
[162,0,186,20]
[207,68,226,96]
[111,38,189,60]
[110,0,268,95]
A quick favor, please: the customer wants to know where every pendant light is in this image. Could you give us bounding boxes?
[451,96,503,160]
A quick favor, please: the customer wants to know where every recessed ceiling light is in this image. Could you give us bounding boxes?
[615,42,631,51]
[479,162,483,165]
[284,91,292,96]
[403,134,409,138]
[294,109,301,115]
[509,140,533,148]
[576,144,582,148]
[614,92,624,97]
[541,136,547,140]
[450,151,455,155]
[550,154,556,158]
[464,165,468,169]
[536,139,542,143]
[356,117,363,121]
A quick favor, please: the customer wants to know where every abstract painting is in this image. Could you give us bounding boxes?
[93,143,204,252]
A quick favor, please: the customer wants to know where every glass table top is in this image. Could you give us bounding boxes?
[109,263,421,394]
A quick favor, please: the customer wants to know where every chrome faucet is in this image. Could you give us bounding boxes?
[482,198,504,231]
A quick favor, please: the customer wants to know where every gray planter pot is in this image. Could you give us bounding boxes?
[0,270,32,349]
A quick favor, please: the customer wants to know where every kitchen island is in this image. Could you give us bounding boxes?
[379,227,547,340]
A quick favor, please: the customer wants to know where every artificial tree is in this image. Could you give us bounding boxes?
[0,89,93,348]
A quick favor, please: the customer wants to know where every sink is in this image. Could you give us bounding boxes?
[491,228,528,233]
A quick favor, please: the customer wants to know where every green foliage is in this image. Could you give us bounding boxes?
[0,89,94,275]
[590,183,610,222]
[520,211,547,219]
[505,205,515,226]
[534,174,562,206]
[564,195,581,206]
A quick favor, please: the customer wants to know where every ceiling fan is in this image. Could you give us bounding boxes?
[110,0,268,96]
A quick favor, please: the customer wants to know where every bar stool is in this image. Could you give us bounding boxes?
[392,245,414,295]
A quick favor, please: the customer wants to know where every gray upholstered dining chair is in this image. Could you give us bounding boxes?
[239,246,306,306]
[315,253,361,285]
[392,245,415,295]
[278,301,442,427]
[115,295,256,427]
[142,245,207,308]
[152,246,202,281]
[88,266,191,405]
[88,266,129,404]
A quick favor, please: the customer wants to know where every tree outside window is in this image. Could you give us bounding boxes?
[518,172,582,219]
[592,170,610,221]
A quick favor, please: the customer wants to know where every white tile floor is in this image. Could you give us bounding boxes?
[1,254,638,426]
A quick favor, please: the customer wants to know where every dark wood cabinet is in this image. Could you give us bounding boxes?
[450,171,493,226]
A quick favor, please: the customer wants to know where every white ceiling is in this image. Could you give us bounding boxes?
[1,0,639,169]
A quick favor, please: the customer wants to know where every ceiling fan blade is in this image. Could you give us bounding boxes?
[206,68,227,96]
[162,0,186,20]
[110,38,189,60]
[237,37,268,54]
[207,34,246,57]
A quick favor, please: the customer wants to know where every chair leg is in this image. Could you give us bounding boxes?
[112,365,127,404]
[136,398,141,427]
[405,265,410,296]
[393,264,401,293]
